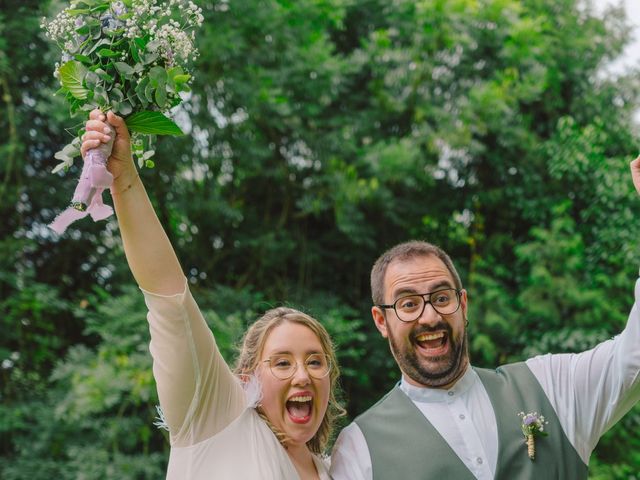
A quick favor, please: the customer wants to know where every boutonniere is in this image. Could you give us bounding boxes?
[518,411,548,460]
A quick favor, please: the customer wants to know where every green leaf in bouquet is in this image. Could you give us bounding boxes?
[59,61,89,100]
[142,52,159,65]
[54,142,79,162]
[89,4,110,13]
[84,70,99,88]
[167,66,191,92]
[66,9,91,16]
[135,77,150,108]
[69,101,81,115]
[110,87,124,103]
[105,28,125,37]
[173,77,191,94]
[75,25,91,35]
[151,69,168,108]
[155,86,167,109]
[167,66,184,77]
[94,68,113,83]
[173,74,191,85]
[75,0,99,7]
[114,62,135,76]
[146,40,160,51]
[149,66,167,85]
[76,19,100,35]
[109,37,126,48]
[74,54,93,65]
[132,133,158,168]
[97,48,119,58]
[118,101,133,116]
[126,86,139,106]
[134,36,149,51]
[80,102,100,111]
[53,141,81,173]
[94,85,109,107]
[126,111,184,136]
[52,162,70,174]
[144,81,155,103]
[130,41,141,63]
[88,38,109,54]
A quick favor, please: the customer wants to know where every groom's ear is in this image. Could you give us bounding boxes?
[460,289,468,318]
[372,306,389,338]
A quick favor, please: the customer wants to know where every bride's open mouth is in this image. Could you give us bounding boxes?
[286,392,313,424]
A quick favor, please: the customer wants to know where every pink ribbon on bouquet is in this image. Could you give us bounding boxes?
[49,125,115,234]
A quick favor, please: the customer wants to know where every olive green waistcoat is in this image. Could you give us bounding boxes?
[355,362,588,479]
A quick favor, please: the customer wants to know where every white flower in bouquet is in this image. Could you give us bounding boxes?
[43,0,203,170]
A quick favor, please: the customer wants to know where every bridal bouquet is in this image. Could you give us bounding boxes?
[42,0,203,233]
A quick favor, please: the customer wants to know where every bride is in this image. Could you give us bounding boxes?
[81,109,345,479]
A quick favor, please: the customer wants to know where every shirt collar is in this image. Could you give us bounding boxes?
[399,365,476,403]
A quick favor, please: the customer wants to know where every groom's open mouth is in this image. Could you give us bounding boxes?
[414,331,449,356]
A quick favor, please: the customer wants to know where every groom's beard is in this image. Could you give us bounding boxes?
[387,320,468,388]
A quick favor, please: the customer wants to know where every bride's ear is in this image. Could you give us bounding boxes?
[239,373,263,408]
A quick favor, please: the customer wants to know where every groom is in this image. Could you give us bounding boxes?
[330,158,640,479]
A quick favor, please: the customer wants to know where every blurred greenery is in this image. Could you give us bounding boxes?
[2,0,640,478]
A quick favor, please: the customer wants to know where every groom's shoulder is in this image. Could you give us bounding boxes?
[354,385,402,424]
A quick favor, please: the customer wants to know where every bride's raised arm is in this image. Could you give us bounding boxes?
[81,109,246,447]
[82,109,184,295]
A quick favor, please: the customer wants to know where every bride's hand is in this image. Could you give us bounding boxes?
[81,109,137,187]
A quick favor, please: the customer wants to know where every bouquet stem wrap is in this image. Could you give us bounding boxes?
[50,126,115,234]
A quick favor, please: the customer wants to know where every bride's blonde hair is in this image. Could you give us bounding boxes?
[233,307,345,453]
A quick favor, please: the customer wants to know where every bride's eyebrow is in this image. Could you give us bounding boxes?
[267,349,324,356]
[267,350,293,356]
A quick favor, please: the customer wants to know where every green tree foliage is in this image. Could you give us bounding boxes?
[2,0,640,478]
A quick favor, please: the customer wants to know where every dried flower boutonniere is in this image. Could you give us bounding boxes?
[518,411,548,460]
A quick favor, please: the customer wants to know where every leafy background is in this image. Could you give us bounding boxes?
[2,0,640,478]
